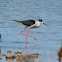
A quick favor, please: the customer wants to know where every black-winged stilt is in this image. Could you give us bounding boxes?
[13,19,48,47]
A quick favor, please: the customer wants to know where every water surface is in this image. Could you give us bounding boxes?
[0,0,62,62]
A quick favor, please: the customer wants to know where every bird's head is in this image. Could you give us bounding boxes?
[38,19,48,26]
[37,19,43,24]
[38,19,43,23]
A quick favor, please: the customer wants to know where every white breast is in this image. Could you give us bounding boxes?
[28,21,42,29]
[35,21,41,27]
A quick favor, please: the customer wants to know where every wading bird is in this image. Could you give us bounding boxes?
[13,19,48,47]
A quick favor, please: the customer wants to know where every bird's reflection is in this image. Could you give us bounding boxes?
[24,45,39,62]
[25,53,39,62]
[25,45,29,55]
[15,48,39,62]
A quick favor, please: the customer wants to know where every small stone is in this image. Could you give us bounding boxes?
[0,58,2,60]
[15,51,22,55]
[26,53,39,59]
[7,51,12,53]
[31,53,39,55]
[15,53,25,61]
[1,54,6,56]
[6,51,15,59]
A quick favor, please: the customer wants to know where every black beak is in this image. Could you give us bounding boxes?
[43,23,48,26]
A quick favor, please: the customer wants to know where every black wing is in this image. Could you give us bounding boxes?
[13,20,35,26]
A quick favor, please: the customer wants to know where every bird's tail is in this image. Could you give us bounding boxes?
[13,20,19,22]
[13,20,21,23]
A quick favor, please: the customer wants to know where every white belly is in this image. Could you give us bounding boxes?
[28,24,40,29]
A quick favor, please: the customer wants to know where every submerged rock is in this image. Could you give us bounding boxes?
[6,50,15,59]
[26,53,39,58]
[31,53,39,55]
[15,51,25,61]
[15,51,22,55]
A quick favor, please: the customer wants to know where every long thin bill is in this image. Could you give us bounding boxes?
[43,23,48,26]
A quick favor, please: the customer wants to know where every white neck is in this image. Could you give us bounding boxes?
[35,21,43,26]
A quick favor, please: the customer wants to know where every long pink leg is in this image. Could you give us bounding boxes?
[19,28,37,40]
[25,29,30,47]
[25,46,29,55]
[19,33,37,40]
[19,28,26,34]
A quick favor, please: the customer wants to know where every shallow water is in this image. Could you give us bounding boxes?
[0,0,62,62]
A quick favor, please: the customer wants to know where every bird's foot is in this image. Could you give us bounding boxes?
[19,32,22,34]
[33,37,37,40]
[19,32,23,34]
[28,35,37,40]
